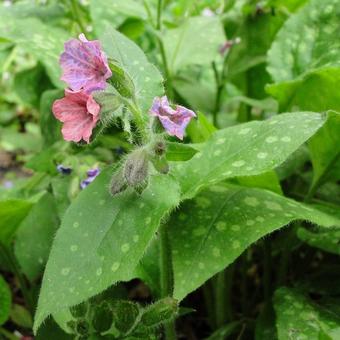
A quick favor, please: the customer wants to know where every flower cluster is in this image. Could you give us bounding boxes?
[53,34,196,144]
[53,34,112,143]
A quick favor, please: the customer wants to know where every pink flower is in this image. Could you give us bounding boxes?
[52,89,100,143]
[60,33,112,93]
[150,96,196,140]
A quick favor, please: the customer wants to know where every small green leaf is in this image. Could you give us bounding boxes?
[34,169,180,332]
[274,287,340,340]
[10,304,33,328]
[166,142,198,162]
[112,300,140,335]
[172,112,325,200]
[170,184,340,300]
[0,275,11,325]
[139,297,178,329]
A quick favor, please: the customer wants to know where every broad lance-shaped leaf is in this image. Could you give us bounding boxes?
[34,169,180,332]
[274,287,340,339]
[163,16,225,74]
[172,112,325,200]
[100,26,163,113]
[266,0,340,111]
[169,185,340,301]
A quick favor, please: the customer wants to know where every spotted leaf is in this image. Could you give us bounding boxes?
[172,112,325,200]
[33,168,180,332]
[274,287,340,339]
[266,0,340,112]
[170,185,340,301]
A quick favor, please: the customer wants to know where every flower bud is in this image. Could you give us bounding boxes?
[109,170,126,196]
[123,149,149,187]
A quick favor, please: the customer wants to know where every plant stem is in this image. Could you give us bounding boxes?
[157,0,163,30]
[262,239,271,303]
[153,0,174,99]
[159,223,176,339]
[0,243,33,313]
[212,61,223,127]
[215,265,234,328]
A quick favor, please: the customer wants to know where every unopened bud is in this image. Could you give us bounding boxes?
[123,149,149,187]
[153,141,166,156]
[109,170,126,196]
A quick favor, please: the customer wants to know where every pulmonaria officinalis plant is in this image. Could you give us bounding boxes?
[3,1,340,339]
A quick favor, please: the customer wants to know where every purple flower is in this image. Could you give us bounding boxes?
[57,164,72,175]
[60,33,112,93]
[80,167,100,189]
[150,96,196,140]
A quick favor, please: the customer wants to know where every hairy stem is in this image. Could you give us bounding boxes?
[159,223,176,339]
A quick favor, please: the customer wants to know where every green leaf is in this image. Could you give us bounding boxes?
[163,16,225,74]
[204,321,241,340]
[36,318,73,340]
[169,184,340,301]
[274,287,340,340]
[172,112,325,200]
[166,142,198,162]
[34,169,180,332]
[0,199,33,245]
[0,17,68,87]
[40,89,63,146]
[236,171,282,194]
[308,111,340,194]
[90,0,147,36]
[13,63,52,108]
[10,304,33,328]
[14,193,60,281]
[186,111,217,143]
[0,275,11,325]
[266,0,340,111]
[297,227,340,255]
[132,237,161,297]
[100,26,163,114]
